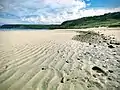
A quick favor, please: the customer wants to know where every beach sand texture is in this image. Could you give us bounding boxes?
[0,29,120,90]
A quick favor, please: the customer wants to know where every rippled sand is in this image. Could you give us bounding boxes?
[0,29,120,90]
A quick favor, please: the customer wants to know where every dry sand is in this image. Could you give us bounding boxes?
[0,28,120,90]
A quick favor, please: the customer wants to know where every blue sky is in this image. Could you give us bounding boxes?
[88,0,120,8]
[0,0,120,24]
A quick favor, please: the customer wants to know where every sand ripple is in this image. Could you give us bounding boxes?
[0,30,120,90]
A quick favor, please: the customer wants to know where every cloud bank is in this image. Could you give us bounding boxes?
[0,0,120,24]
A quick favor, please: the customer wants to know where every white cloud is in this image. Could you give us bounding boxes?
[20,0,87,24]
[22,7,120,24]
[1,0,120,24]
[44,0,86,8]
[80,8,120,17]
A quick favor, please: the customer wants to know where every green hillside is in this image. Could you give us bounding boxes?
[61,12,120,29]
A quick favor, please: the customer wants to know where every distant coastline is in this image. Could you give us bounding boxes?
[0,12,120,30]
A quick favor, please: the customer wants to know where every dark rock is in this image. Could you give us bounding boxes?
[61,77,64,83]
[94,45,96,47]
[108,70,113,73]
[108,77,112,80]
[77,58,80,60]
[104,38,107,40]
[110,41,120,45]
[89,43,91,45]
[115,42,120,45]
[93,74,97,78]
[113,37,115,39]
[113,53,116,55]
[57,51,59,53]
[5,65,8,69]
[107,43,110,45]
[102,65,108,68]
[103,40,106,42]
[117,60,120,63]
[66,61,69,63]
[116,46,119,48]
[108,45,115,48]
[66,79,70,81]
[101,34,104,36]
[42,67,45,70]
[75,77,78,79]
[87,84,91,88]
[87,32,91,34]
[114,42,120,45]
[92,66,107,75]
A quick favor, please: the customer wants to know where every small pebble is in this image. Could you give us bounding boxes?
[108,77,112,80]
[89,43,91,45]
[42,67,45,70]
[66,61,69,63]
[66,79,70,81]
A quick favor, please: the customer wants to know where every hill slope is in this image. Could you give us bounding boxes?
[61,12,120,29]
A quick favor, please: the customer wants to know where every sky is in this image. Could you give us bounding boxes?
[0,0,120,24]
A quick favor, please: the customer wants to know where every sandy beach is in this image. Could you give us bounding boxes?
[0,28,120,90]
